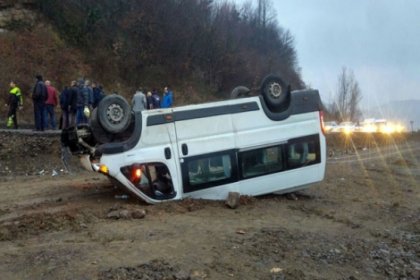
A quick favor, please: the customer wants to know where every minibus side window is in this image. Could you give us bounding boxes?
[183,151,237,193]
[188,155,232,185]
[238,134,321,180]
[239,146,284,179]
[287,135,320,169]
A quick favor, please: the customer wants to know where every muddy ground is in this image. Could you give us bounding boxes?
[0,130,419,280]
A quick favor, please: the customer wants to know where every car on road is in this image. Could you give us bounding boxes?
[324,121,339,133]
[338,121,356,134]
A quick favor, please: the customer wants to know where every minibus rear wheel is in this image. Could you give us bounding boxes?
[260,74,289,110]
[97,94,132,134]
[230,86,251,99]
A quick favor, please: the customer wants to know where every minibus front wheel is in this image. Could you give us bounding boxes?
[97,94,132,134]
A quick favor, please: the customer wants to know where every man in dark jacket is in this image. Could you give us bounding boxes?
[76,79,87,124]
[92,82,104,109]
[83,80,94,109]
[68,80,79,127]
[32,74,47,131]
[59,86,70,129]
[151,89,161,109]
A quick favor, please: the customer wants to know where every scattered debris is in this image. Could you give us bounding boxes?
[106,208,146,220]
[118,210,131,219]
[114,194,129,200]
[106,210,121,219]
[131,209,146,219]
[270,267,283,273]
[225,192,240,209]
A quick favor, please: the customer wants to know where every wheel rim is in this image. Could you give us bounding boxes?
[106,103,124,124]
[268,82,283,99]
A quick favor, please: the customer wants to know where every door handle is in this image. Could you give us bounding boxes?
[164,147,171,159]
[181,144,188,156]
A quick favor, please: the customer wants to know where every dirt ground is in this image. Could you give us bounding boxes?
[0,130,419,280]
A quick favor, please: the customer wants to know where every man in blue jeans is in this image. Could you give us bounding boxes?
[32,75,47,131]
[44,80,59,129]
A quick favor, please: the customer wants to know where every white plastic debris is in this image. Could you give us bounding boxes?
[270,267,283,273]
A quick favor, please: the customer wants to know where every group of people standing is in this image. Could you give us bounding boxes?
[32,75,60,131]
[60,79,105,130]
[132,86,174,112]
[6,75,105,131]
[6,76,173,130]
[32,75,105,131]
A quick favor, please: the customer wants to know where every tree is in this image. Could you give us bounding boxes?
[334,67,362,122]
[33,0,304,98]
[257,0,276,28]
[348,81,362,122]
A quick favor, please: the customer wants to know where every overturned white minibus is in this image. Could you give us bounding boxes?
[62,75,326,204]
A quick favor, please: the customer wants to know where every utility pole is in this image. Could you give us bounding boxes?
[410,120,414,133]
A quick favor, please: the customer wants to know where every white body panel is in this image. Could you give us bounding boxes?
[94,95,326,204]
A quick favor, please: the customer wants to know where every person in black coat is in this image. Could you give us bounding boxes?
[92,82,105,109]
[32,74,47,131]
[59,86,70,129]
[67,80,79,127]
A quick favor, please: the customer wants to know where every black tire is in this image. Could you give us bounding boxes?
[89,108,114,144]
[230,86,251,99]
[97,94,132,134]
[260,74,289,109]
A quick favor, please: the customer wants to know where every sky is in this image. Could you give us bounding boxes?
[233,0,420,111]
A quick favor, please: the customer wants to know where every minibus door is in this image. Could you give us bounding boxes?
[133,112,182,201]
[173,112,237,194]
